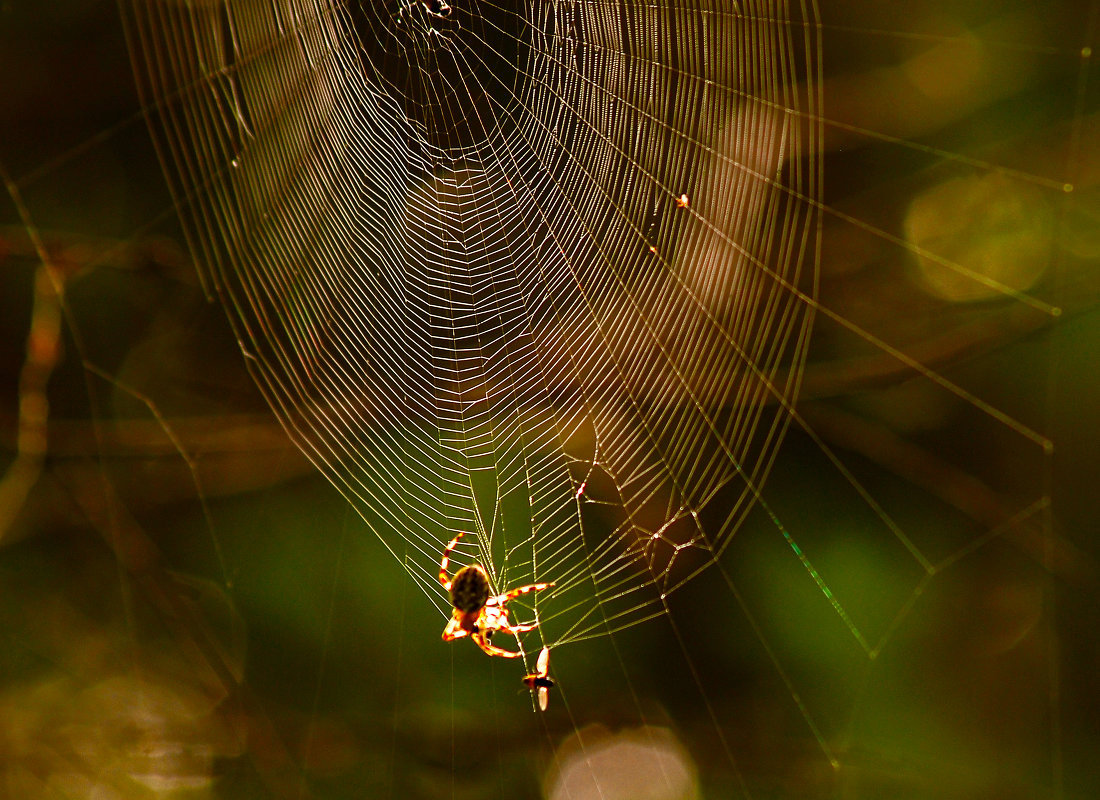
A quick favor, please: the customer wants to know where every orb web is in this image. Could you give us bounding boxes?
[121,0,821,645]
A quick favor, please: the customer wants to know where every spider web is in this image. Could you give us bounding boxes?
[120,0,821,647]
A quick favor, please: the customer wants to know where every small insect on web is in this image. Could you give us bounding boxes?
[438,533,554,659]
[522,647,554,711]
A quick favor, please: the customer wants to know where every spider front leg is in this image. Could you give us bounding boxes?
[438,532,467,591]
[487,581,555,607]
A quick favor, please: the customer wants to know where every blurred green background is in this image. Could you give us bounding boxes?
[1,1,1098,798]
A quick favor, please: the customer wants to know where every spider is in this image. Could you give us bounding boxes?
[438,532,553,658]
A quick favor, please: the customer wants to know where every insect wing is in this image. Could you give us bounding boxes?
[538,686,549,711]
[536,646,550,675]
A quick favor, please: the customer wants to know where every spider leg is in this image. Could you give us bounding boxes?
[441,615,468,641]
[499,621,537,635]
[488,582,554,605]
[472,632,523,658]
[483,605,538,637]
[438,532,467,590]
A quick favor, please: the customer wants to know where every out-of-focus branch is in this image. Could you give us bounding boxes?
[0,165,66,543]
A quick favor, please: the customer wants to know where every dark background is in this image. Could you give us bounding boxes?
[1,1,1097,798]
